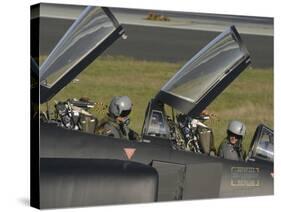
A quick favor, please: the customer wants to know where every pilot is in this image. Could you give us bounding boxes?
[218,120,246,161]
[96,96,139,141]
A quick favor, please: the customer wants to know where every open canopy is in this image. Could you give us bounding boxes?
[155,26,251,116]
[39,6,124,103]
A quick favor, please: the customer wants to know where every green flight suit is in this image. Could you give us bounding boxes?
[218,138,244,161]
[96,115,139,141]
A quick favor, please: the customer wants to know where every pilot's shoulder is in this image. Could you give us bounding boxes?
[219,140,227,149]
[218,140,231,156]
[102,122,117,131]
[98,122,120,137]
[220,142,233,151]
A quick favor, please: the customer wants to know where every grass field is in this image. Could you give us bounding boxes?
[41,56,273,152]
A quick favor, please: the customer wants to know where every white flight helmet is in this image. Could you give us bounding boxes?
[227,120,246,137]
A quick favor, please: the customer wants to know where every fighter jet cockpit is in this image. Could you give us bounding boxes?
[246,124,273,163]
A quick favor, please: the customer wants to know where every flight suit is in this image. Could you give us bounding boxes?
[96,115,139,141]
[218,139,243,161]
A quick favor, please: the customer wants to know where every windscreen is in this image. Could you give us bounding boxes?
[39,6,118,87]
[147,110,168,137]
[161,27,248,104]
[255,128,274,162]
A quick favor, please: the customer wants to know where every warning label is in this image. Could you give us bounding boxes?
[123,148,136,160]
[231,167,260,187]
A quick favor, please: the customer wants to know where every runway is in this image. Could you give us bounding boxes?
[35,17,273,68]
[106,24,273,68]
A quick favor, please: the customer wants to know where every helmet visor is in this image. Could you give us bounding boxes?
[120,109,131,117]
[227,130,243,140]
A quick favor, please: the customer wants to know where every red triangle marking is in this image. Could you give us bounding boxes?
[123,148,136,160]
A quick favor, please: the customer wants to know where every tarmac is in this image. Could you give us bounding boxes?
[33,4,273,68]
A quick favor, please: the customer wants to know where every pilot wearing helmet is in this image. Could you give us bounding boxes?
[96,96,139,141]
[218,120,246,161]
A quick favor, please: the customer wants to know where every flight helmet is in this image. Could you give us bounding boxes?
[108,96,132,118]
[227,120,246,137]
